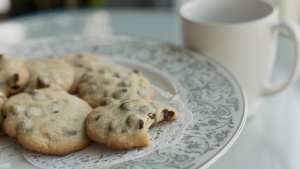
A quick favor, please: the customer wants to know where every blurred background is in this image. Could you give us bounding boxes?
[0,0,299,22]
[0,0,298,46]
[0,0,174,20]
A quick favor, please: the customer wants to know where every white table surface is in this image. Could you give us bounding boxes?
[0,8,299,169]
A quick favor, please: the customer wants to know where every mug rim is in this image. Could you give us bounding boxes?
[180,0,278,26]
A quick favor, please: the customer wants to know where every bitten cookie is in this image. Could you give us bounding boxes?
[0,92,7,136]
[0,54,29,96]
[85,97,178,150]
[63,52,109,93]
[2,88,92,156]
[78,67,154,108]
[24,57,75,92]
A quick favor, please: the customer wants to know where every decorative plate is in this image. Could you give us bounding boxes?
[0,35,247,169]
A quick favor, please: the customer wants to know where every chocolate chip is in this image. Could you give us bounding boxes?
[113,89,128,99]
[28,89,38,95]
[107,121,113,133]
[77,54,84,58]
[118,80,130,87]
[7,74,20,90]
[25,107,42,117]
[149,101,156,107]
[126,115,144,129]
[103,91,109,97]
[163,109,175,121]
[11,74,19,81]
[106,120,117,134]
[17,120,33,134]
[115,72,127,78]
[133,69,141,75]
[74,63,84,68]
[139,119,144,129]
[137,90,145,97]
[148,113,156,119]
[29,90,47,100]
[10,85,20,90]
[61,128,79,137]
[67,130,78,136]
[126,114,134,127]
[50,101,63,113]
[94,115,101,121]
[10,105,19,115]
[98,69,107,74]
[119,102,133,110]
[140,106,150,114]
[107,126,112,133]
[37,76,51,88]
[81,74,93,81]
[121,129,127,133]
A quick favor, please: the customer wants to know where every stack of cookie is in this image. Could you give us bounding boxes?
[0,52,178,156]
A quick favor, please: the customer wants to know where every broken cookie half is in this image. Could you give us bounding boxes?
[85,97,178,150]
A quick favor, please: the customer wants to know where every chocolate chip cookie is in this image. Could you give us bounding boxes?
[63,52,109,93]
[78,67,154,108]
[2,87,93,155]
[24,57,75,92]
[85,97,178,150]
[0,54,29,96]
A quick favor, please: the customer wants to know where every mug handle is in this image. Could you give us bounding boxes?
[262,20,300,96]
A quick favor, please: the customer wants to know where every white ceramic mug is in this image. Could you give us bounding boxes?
[180,0,300,116]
